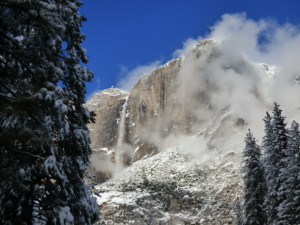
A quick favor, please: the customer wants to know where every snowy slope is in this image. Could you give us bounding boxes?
[93,136,243,224]
[87,39,300,224]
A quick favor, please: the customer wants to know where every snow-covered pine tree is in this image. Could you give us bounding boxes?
[261,111,273,223]
[241,130,266,225]
[0,1,99,224]
[277,121,300,224]
[262,103,287,224]
[233,197,244,225]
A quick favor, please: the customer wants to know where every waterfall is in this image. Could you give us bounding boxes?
[116,97,128,172]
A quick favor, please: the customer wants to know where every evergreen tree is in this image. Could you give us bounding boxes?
[0,1,99,224]
[262,103,287,224]
[277,121,300,224]
[241,130,266,225]
[234,197,244,225]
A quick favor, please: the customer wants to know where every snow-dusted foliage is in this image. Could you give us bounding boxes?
[0,1,99,224]
[277,121,300,224]
[233,197,243,225]
[239,103,300,224]
[241,130,265,225]
[262,103,287,224]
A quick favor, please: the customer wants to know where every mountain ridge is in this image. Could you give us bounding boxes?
[85,39,296,224]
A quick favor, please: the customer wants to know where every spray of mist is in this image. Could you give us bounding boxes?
[166,14,296,157]
[116,97,128,172]
[110,13,300,169]
[117,61,161,90]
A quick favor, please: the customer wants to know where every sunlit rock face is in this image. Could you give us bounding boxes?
[126,57,182,162]
[86,39,282,224]
[85,54,184,181]
[86,40,247,174]
[85,88,129,182]
[86,88,129,150]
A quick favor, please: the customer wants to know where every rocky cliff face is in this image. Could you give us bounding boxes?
[85,39,276,224]
[85,88,129,181]
[126,57,182,162]
[87,88,128,150]
[85,50,184,179]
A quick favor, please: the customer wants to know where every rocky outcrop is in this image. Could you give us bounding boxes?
[93,148,243,224]
[126,57,182,162]
[85,39,247,180]
[86,53,185,182]
[85,89,129,181]
[86,88,128,150]
[86,39,277,224]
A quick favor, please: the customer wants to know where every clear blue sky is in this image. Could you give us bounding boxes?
[79,0,300,99]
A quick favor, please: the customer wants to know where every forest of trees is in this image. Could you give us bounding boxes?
[238,103,300,225]
[2,1,300,225]
[0,1,99,224]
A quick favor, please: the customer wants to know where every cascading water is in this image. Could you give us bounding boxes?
[116,97,128,173]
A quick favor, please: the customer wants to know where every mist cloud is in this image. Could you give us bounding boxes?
[124,13,300,155]
[112,13,300,167]
[172,37,203,58]
[117,61,161,90]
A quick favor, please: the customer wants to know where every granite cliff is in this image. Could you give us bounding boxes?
[85,39,279,224]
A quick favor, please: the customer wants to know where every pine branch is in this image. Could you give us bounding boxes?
[0,93,17,100]
[0,4,24,10]
[0,47,40,84]
[0,80,19,98]
[4,145,44,159]
[0,30,22,50]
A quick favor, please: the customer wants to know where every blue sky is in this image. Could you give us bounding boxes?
[80,0,300,99]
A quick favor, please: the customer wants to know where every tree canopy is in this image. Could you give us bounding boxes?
[239,103,300,225]
[0,1,99,224]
